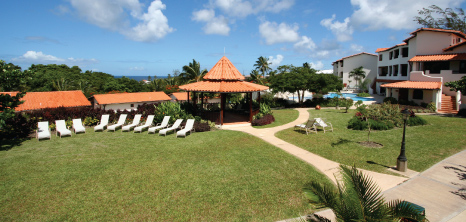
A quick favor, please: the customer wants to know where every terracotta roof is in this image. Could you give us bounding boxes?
[0,90,91,111]
[408,53,466,62]
[375,48,389,53]
[443,41,466,51]
[179,80,269,93]
[380,81,442,89]
[93,92,171,105]
[170,92,188,101]
[376,43,407,53]
[203,56,245,80]
[333,52,377,64]
[404,28,466,43]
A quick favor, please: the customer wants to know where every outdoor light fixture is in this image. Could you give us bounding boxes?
[397,108,411,172]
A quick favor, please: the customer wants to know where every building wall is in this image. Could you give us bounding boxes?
[94,99,165,111]
[414,31,453,55]
[336,54,377,89]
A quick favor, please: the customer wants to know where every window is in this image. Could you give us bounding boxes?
[394,65,399,76]
[389,66,392,76]
[379,66,388,76]
[389,52,393,60]
[340,61,344,67]
[394,49,399,59]
[379,55,383,61]
[460,61,466,73]
[413,89,423,100]
[401,64,408,76]
[402,48,408,57]
[424,61,450,74]
[130,104,134,107]
[339,72,343,78]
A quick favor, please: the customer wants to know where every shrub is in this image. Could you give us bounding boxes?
[356,92,370,97]
[154,102,188,124]
[383,97,398,104]
[251,114,275,126]
[427,102,436,112]
[193,122,211,132]
[457,108,466,117]
[347,117,394,130]
[342,98,354,113]
[407,116,427,126]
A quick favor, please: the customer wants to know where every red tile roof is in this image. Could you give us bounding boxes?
[0,90,91,111]
[408,53,466,62]
[203,56,245,80]
[179,80,269,93]
[93,92,171,105]
[443,41,466,51]
[404,28,466,43]
[375,48,389,53]
[380,81,442,89]
[170,92,188,101]
[375,43,407,53]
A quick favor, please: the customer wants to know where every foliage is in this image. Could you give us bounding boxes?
[427,102,436,112]
[445,76,466,95]
[304,165,426,222]
[407,116,428,126]
[180,59,208,84]
[356,92,370,97]
[342,98,354,113]
[383,97,398,104]
[154,102,188,124]
[358,78,371,93]
[347,116,394,131]
[251,114,275,126]
[414,5,466,33]
[192,121,211,132]
[457,108,466,117]
[348,66,366,88]
[254,56,271,77]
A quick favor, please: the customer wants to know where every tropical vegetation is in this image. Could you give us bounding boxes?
[415,5,466,33]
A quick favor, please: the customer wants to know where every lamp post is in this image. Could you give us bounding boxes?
[397,108,411,172]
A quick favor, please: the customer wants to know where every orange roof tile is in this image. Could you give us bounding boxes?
[375,48,389,53]
[179,80,269,93]
[93,92,171,105]
[404,28,466,43]
[443,41,466,51]
[376,43,407,53]
[170,92,188,101]
[408,53,466,62]
[203,56,245,80]
[380,81,441,89]
[0,90,91,111]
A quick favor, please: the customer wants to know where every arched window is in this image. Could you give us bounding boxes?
[413,89,423,100]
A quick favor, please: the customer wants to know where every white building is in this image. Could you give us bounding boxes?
[332,52,378,92]
[91,92,171,111]
[377,28,466,113]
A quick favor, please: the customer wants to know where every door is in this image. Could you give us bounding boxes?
[398,88,409,102]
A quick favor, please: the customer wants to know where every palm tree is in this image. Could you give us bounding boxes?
[304,165,426,222]
[249,70,264,85]
[254,56,271,77]
[180,59,208,84]
[348,66,366,88]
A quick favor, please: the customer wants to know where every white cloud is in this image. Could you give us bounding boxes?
[192,9,230,35]
[268,54,284,67]
[294,36,316,51]
[12,51,98,66]
[310,61,324,70]
[320,14,353,42]
[211,0,294,18]
[212,0,254,18]
[350,44,364,52]
[259,21,300,45]
[69,0,173,42]
[130,66,145,71]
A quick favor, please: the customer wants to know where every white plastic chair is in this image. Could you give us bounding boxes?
[36,121,51,141]
[56,120,72,138]
[148,116,170,134]
[134,115,155,133]
[314,118,333,133]
[176,119,195,138]
[107,114,128,132]
[72,118,86,134]
[94,114,110,132]
[122,114,142,132]
[159,119,183,136]
[294,119,317,135]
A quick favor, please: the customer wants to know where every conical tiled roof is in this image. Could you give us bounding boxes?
[203,56,245,80]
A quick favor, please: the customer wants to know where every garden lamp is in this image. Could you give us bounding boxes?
[397,108,411,172]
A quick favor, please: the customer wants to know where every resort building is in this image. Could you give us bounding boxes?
[0,90,91,112]
[169,92,189,102]
[377,28,466,112]
[332,52,378,92]
[91,92,171,111]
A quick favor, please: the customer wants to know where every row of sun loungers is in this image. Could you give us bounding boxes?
[36,115,195,140]
[294,118,333,134]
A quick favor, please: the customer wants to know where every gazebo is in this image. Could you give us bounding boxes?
[179,56,269,125]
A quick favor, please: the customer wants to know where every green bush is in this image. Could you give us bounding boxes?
[383,97,398,104]
[407,116,427,126]
[356,92,370,97]
[427,102,436,112]
[347,117,394,131]
[154,102,188,124]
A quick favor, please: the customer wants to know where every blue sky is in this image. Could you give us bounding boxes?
[1,0,465,77]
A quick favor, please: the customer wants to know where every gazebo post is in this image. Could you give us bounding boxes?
[249,92,253,123]
[193,91,197,115]
[187,91,190,104]
[220,93,225,125]
[201,92,204,110]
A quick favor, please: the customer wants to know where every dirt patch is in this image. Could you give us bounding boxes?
[358,141,383,148]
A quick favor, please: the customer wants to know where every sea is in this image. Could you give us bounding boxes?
[113,75,169,81]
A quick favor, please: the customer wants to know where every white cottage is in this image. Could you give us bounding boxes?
[92,92,171,111]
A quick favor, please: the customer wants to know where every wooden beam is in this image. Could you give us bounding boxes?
[220,93,225,125]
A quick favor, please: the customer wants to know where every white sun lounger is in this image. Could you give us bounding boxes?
[94,114,110,132]
[107,114,128,132]
[148,116,170,134]
[134,115,155,133]
[176,119,195,138]
[72,118,86,134]
[314,118,333,133]
[159,119,183,136]
[56,120,72,138]
[36,121,51,141]
[122,114,142,132]
[294,119,317,135]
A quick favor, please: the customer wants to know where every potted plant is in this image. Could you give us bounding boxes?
[316,105,321,110]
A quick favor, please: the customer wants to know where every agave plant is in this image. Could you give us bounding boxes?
[304,165,426,222]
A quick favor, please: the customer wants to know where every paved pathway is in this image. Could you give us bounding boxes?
[225,108,466,221]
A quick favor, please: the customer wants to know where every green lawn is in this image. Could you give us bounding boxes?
[0,129,331,221]
[253,109,299,129]
[276,109,466,173]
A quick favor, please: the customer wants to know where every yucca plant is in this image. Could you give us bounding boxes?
[304,165,427,221]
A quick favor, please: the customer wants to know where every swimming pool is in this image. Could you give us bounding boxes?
[289,93,375,102]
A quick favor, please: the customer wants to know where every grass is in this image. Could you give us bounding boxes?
[0,129,331,221]
[253,109,299,129]
[276,109,466,173]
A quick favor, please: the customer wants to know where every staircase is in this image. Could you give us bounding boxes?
[438,94,458,114]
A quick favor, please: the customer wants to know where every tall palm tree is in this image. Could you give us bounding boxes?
[180,59,208,84]
[254,56,271,77]
[249,70,264,85]
[304,165,426,222]
[348,66,366,88]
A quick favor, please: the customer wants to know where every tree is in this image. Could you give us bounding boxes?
[348,66,366,88]
[248,70,265,85]
[414,5,466,33]
[445,76,466,95]
[180,59,208,84]
[254,56,271,77]
[304,165,426,222]
[309,74,343,95]
[269,66,310,106]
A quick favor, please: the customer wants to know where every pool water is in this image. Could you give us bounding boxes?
[290,93,375,102]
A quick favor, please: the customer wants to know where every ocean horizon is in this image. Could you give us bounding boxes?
[113,75,169,81]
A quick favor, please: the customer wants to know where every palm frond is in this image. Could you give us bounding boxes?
[303,181,338,209]
[387,199,427,221]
